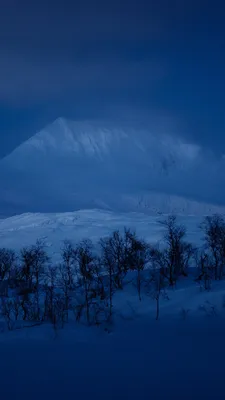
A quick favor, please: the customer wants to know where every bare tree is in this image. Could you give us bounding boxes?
[125,230,149,301]
[149,266,168,320]
[100,237,116,319]
[195,249,212,291]
[31,240,49,289]
[0,248,16,282]
[44,265,58,322]
[61,240,76,288]
[12,296,22,321]
[101,229,133,290]
[0,296,23,330]
[91,256,107,300]
[20,246,36,289]
[20,240,49,321]
[201,214,225,280]
[50,293,68,333]
[20,296,31,321]
[160,215,194,285]
[75,240,95,324]
[0,298,15,330]
[58,264,73,323]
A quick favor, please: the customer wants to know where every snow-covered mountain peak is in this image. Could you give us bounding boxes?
[1,117,222,217]
[7,118,140,163]
[3,117,202,171]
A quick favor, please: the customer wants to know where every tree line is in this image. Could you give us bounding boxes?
[1,214,225,330]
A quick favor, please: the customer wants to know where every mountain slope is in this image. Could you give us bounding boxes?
[2,117,201,171]
[0,118,224,215]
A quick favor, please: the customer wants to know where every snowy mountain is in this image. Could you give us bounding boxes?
[2,117,201,165]
[0,117,224,216]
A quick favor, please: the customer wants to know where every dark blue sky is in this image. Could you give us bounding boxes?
[0,0,224,157]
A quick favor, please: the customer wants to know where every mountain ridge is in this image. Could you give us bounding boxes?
[0,117,224,216]
[2,117,201,166]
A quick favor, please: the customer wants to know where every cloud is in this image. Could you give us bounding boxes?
[0,0,183,105]
[0,0,164,47]
[0,54,166,106]
[0,0,224,157]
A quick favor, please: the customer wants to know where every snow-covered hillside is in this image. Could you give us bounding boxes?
[1,210,225,399]
[0,210,204,261]
[0,118,224,215]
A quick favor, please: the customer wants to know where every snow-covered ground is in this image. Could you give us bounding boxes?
[0,209,203,261]
[1,209,225,399]
[1,276,225,399]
